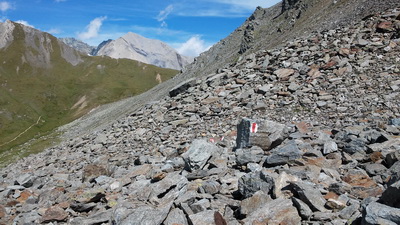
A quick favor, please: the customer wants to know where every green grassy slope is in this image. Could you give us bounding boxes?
[0,22,178,158]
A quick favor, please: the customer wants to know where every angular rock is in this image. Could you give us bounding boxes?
[169,78,196,97]
[40,206,68,223]
[164,208,189,225]
[342,169,383,199]
[240,190,272,215]
[236,118,288,151]
[182,139,220,171]
[264,141,302,167]
[111,202,173,225]
[235,146,264,166]
[82,164,109,183]
[292,197,313,220]
[238,170,275,199]
[290,181,327,212]
[189,210,218,225]
[242,197,301,225]
[379,180,400,208]
[362,201,400,225]
[16,173,35,188]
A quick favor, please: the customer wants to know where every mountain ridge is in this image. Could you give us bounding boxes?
[95,32,193,70]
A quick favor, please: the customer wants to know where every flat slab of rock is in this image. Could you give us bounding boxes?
[182,139,220,171]
[242,197,301,225]
[264,141,302,167]
[290,181,327,212]
[362,201,400,225]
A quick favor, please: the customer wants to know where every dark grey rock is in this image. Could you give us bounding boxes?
[238,170,275,199]
[292,197,313,219]
[290,181,327,212]
[364,163,387,176]
[169,78,197,97]
[379,180,400,208]
[389,118,400,126]
[362,201,400,225]
[235,146,264,166]
[264,141,302,167]
[236,118,288,151]
[190,199,210,213]
[15,173,35,188]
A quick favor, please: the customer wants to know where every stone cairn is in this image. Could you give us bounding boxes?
[0,7,399,225]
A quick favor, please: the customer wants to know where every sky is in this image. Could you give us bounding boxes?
[0,0,281,56]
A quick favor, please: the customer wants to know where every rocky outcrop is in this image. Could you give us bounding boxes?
[95,32,193,70]
[0,7,399,224]
[0,20,15,49]
[59,37,96,55]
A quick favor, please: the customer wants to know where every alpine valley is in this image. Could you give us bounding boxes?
[0,20,178,162]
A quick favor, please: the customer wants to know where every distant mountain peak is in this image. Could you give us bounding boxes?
[95,32,193,70]
[59,37,96,55]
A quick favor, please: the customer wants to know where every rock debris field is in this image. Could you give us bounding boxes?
[1,7,400,225]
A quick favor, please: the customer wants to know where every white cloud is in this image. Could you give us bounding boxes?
[0,1,12,12]
[175,0,280,17]
[157,5,174,22]
[77,16,107,40]
[15,20,34,28]
[47,28,62,34]
[176,35,212,57]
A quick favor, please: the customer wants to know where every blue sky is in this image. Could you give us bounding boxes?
[0,0,281,56]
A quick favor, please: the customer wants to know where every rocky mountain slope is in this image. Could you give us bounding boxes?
[95,32,193,70]
[0,21,178,162]
[59,37,95,55]
[0,4,399,225]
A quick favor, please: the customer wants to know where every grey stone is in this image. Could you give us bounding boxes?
[238,170,275,199]
[189,210,217,225]
[343,138,367,154]
[236,118,288,151]
[323,141,338,155]
[198,180,221,195]
[164,208,189,225]
[150,172,188,199]
[242,197,301,225]
[240,190,272,215]
[15,173,35,188]
[190,199,210,213]
[182,139,220,171]
[111,202,173,225]
[339,202,360,220]
[389,118,400,126]
[292,197,313,220]
[364,163,387,176]
[169,78,197,97]
[264,141,302,167]
[290,181,327,212]
[362,201,400,225]
[235,146,264,166]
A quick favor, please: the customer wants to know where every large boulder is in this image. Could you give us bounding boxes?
[362,201,400,225]
[181,139,221,172]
